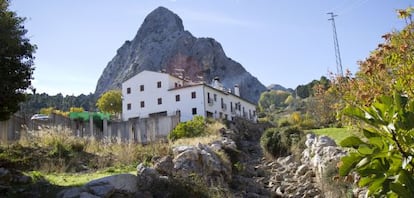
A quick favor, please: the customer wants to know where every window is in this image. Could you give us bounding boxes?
[176,94,180,102]
[140,85,144,91]
[157,81,162,88]
[214,94,217,101]
[158,98,162,105]
[230,102,233,112]
[127,103,131,110]
[127,87,131,94]
[192,108,197,115]
[221,98,224,108]
[191,91,196,99]
[140,101,145,108]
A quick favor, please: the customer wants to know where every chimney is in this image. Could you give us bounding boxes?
[213,76,223,89]
[234,84,240,96]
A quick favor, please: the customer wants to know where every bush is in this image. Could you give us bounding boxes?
[278,118,291,127]
[299,118,317,130]
[168,116,206,141]
[260,127,305,158]
[260,128,288,158]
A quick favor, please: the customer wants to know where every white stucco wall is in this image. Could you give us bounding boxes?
[203,86,257,122]
[169,85,205,122]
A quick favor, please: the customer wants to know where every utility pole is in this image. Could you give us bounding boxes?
[327,12,343,76]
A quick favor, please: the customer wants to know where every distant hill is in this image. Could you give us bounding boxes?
[94,7,266,103]
[267,84,294,93]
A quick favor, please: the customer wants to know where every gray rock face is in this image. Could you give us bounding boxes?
[94,6,266,103]
[171,142,232,182]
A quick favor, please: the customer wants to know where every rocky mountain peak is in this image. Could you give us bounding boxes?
[134,6,184,42]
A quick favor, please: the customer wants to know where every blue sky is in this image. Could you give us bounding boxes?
[10,0,413,95]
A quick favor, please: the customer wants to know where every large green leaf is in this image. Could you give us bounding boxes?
[339,153,362,176]
[358,145,374,155]
[363,128,379,138]
[358,176,373,187]
[343,106,366,120]
[340,136,364,148]
[367,175,386,195]
[368,137,384,150]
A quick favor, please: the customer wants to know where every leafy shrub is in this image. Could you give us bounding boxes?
[260,127,305,158]
[278,118,291,127]
[168,116,206,141]
[299,118,317,130]
[261,128,289,157]
[339,93,414,197]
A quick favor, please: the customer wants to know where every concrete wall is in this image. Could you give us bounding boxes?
[106,115,179,143]
[0,114,179,144]
[0,116,23,143]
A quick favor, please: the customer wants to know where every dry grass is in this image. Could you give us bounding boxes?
[9,126,172,173]
[171,121,225,147]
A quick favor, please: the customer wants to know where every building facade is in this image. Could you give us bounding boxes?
[122,70,257,122]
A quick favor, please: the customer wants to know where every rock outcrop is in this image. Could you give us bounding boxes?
[94,6,267,103]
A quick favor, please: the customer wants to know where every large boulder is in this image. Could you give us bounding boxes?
[301,134,346,182]
[85,174,138,194]
[172,143,231,182]
[58,174,139,198]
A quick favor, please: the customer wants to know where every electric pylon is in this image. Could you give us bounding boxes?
[327,12,343,76]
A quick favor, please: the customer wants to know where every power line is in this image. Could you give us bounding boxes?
[327,12,343,76]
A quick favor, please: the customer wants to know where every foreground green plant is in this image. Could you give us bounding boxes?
[168,116,206,141]
[260,126,305,158]
[339,92,414,197]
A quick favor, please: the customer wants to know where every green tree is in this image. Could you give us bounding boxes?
[306,85,339,127]
[258,90,290,112]
[96,90,122,114]
[0,0,36,120]
[295,76,330,99]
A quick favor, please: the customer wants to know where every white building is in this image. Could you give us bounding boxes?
[121,70,257,122]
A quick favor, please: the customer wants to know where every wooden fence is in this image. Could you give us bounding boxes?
[0,114,180,144]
